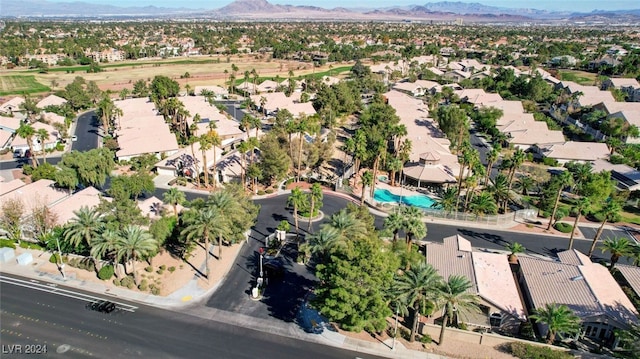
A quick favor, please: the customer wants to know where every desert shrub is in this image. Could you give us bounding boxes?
[554,222,573,233]
[159,265,166,270]
[542,157,559,167]
[98,265,114,280]
[257,190,266,195]
[168,266,176,273]
[120,276,135,289]
[419,333,432,343]
[145,266,153,272]
[49,253,60,263]
[151,287,160,295]
[157,269,164,275]
[113,278,121,286]
[399,327,411,341]
[138,279,148,291]
[265,188,274,194]
[0,238,16,248]
[509,342,573,359]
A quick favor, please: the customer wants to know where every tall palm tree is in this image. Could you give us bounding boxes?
[90,228,120,265]
[307,183,323,232]
[208,129,222,188]
[249,114,262,139]
[64,206,104,250]
[296,115,309,182]
[507,148,525,193]
[16,122,38,168]
[206,191,237,259]
[237,141,251,191]
[97,95,115,135]
[600,237,633,271]
[163,187,186,218]
[469,191,498,217]
[547,171,574,230]
[325,209,366,241]
[484,146,499,185]
[384,208,404,242]
[35,128,50,163]
[288,187,308,241]
[402,206,427,253]
[588,200,622,257]
[455,145,476,211]
[490,173,510,213]
[568,197,590,250]
[387,157,403,187]
[434,187,457,214]
[199,134,212,188]
[114,225,157,285]
[436,275,480,346]
[529,303,581,344]
[393,263,443,342]
[360,170,373,205]
[181,207,226,280]
[514,176,536,196]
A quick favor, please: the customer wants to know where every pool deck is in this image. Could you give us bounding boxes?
[375,181,438,200]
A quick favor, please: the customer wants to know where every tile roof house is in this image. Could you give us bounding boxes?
[0,97,25,115]
[541,141,610,164]
[194,85,228,99]
[48,187,105,225]
[425,235,526,333]
[518,250,638,346]
[250,92,316,118]
[592,158,640,191]
[0,179,69,217]
[0,116,22,148]
[36,94,67,109]
[10,121,59,152]
[601,78,640,102]
[616,264,640,300]
[113,98,179,161]
[455,89,502,106]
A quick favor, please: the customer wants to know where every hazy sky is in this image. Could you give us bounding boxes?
[42,0,639,12]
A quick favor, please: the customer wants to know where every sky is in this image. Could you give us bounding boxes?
[42,0,639,12]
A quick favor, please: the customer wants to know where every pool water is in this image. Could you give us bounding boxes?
[373,189,438,209]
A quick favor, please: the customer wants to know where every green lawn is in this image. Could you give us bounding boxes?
[558,70,597,86]
[0,75,50,96]
[33,58,221,73]
[233,66,352,85]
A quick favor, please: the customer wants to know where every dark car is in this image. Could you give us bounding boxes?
[89,300,116,313]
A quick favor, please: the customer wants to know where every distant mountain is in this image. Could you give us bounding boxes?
[2,0,639,22]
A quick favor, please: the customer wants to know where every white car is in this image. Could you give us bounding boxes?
[71,135,78,142]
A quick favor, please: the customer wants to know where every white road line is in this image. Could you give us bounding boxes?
[0,275,138,312]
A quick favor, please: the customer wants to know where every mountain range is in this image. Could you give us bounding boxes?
[2,0,639,21]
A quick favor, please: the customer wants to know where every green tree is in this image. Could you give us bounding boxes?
[434,187,457,214]
[393,263,442,342]
[288,187,308,241]
[35,128,50,164]
[181,207,227,280]
[150,75,180,102]
[90,228,119,265]
[163,187,186,218]
[401,206,427,253]
[16,122,38,168]
[59,148,115,188]
[64,206,104,250]
[505,242,525,264]
[568,197,590,250]
[469,191,498,217]
[307,183,323,232]
[588,199,622,257]
[306,226,342,262]
[114,225,157,285]
[547,171,574,230]
[384,208,404,242]
[360,170,373,205]
[54,166,78,194]
[600,237,633,271]
[529,303,581,344]
[436,275,480,346]
[0,198,25,242]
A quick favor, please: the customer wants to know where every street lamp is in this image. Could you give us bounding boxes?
[259,247,264,279]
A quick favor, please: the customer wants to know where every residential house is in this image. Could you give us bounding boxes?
[443,69,471,83]
[194,85,228,99]
[0,179,69,219]
[250,92,316,118]
[591,159,640,191]
[0,179,26,197]
[10,121,58,153]
[518,250,638,347]
[601,78,640,102]
[0,97,25,115]
[425,235,526,333]
[593,101,640,144]
[36,94,67,109]
[615,265,640,304]
[257,80,280,93]
[540,141,609,164]
[48,187,105,225]
[113,98,179,161]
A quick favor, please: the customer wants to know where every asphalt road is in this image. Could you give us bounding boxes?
[202,193,611,324]
[0,273,385,359]
[71,110,99,152]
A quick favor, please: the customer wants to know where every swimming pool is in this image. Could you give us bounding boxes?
[373,189,438,209]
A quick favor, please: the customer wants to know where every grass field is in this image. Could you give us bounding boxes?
[0,75,50,96]
[558,70,598,86]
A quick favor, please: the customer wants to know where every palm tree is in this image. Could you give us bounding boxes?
[306,226,342,262]
[208,129,222,188]
[490,173,510,213]
[434,187,457,214]
[206,191,237,259]
[547,171,574,230]
[469,191,498,217]
[199,134,212,188]
[248,114,262,138]
[484,147,499,185]
[393,263,443,342]
[16,122,38,168]
[325,209,367,241]
[296,115,309,182]
[64,206,104,249]
[97,95,115,135]
[455,145,476,211]
[588,200,622,257]
[529,303,581,344]
[600,237,633,271]
[360,170,374,205]
[90,228,120,265]
[384,208,404,241]
[288,187,308,241]
[505,242,525,264]
[181,207,226,280]
[568,197,590,250]
[237,141,251,191]
[514,176,536,196]
[307,183,323,232]
[402,206,427,253]
[507,148,525,193]
[387,157,403,187]
[436,275,480,346]
[163,187,186,218]
[114,225,157,285]
[35,128,50,163]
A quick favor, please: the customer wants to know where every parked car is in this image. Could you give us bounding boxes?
[88,300,116,313]
[72,135,78,142]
